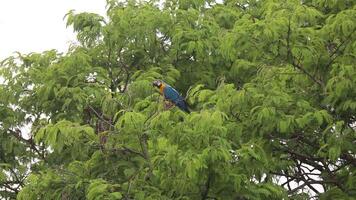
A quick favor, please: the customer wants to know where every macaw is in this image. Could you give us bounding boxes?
[152,80,190,113]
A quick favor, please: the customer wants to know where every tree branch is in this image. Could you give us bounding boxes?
[340,153,356,167]
[138,133,153,180]
[324,29,356,69]
[109,147,145,158]
[201,172,212,200]
[288,182,308,194]
[87,105,115,128]
[285,18,324,87]
[7,129,45,160]
[119,68,130,93]
[291,57,324,87]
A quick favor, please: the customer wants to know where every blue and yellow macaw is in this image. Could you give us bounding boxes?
[152,80,190,113]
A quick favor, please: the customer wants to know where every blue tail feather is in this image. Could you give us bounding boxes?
[176,100,190,113]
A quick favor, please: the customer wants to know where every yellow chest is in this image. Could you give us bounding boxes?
[159,85,165,94]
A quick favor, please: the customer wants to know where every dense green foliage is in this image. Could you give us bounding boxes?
[1,0,355,199]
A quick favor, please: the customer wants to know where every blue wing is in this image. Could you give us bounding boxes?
[163,84,182,104]
[163,85,190,113]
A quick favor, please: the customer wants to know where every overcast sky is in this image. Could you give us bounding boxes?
[0,0,107,60]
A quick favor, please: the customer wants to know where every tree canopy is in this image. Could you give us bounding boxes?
[0,0,355,199]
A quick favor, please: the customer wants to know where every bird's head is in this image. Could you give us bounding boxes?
[152,80,163,88]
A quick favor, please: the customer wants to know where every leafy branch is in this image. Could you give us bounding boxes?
[7,129,45,160]
[324,28,356,69]
[286,18,324,87]
[87,105,115,128]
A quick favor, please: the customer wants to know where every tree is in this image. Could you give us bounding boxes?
[0,0,355,199]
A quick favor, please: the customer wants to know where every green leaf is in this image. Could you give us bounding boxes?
[328,146,341,161]
[278,120,289,133]
[109,192,122,199]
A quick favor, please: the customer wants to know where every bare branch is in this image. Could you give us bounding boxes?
[288,182,308,194]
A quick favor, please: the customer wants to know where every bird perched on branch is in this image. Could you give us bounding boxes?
[152,80,190,113]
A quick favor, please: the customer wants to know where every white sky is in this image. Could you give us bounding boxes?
[0,0,107,60]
